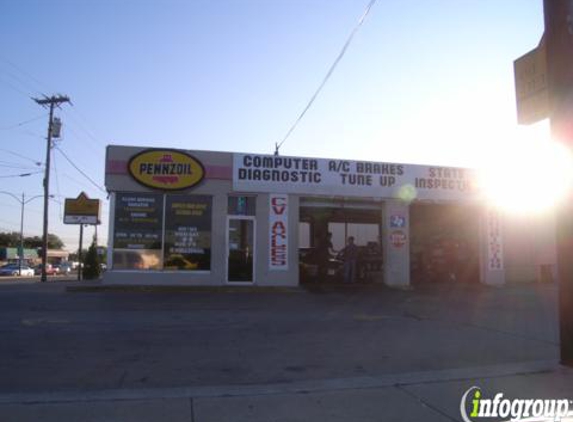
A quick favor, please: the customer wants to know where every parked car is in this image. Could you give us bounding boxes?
[0,264,35,277]
[54,263,71,275]
[34,264,59,276]
[299,247,343,283]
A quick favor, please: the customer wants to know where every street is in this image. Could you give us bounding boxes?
[0,281,559,394]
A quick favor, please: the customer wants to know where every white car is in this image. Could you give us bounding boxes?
[0,264,35,277]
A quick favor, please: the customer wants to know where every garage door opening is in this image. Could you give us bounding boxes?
[299,198,383,284]
[410,203,480,284]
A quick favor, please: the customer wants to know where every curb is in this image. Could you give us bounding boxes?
[0,360,561,405]
[65,284,302,294]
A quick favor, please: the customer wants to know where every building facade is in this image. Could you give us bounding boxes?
[104,145,556,287]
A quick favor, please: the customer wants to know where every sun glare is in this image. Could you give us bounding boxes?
[479,140,573,214]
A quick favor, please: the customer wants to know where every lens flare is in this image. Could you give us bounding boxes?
[479,141,573,214]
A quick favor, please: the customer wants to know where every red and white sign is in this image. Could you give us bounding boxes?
[487,209,504,271]
[390,230,407,248]
[269,194,288,270]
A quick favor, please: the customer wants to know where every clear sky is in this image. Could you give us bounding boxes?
[0,0,546,251]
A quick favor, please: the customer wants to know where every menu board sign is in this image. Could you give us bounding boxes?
[114,193,163,250]
[164,195,212,271]
[113,193,163,270]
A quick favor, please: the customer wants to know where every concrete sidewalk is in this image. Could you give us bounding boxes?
[1,360,572,422]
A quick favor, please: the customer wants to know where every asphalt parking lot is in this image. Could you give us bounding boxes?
[0,280,559,394]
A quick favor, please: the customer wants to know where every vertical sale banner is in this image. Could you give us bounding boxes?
[487,209,504,271]
[269,194,288,270]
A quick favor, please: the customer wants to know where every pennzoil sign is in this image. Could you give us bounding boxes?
[128,149,205,191]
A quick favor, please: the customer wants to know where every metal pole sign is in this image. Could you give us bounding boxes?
[514,38,549,125]
[64,192,101,225]
[544,0,573,367]
[78,224,84,281]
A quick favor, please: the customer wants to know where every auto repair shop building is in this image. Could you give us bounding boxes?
[104,145,555,287]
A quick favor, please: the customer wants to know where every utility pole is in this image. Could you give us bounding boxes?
[543,0,573,366]
[19,193,24,276]
[33,95,70,282]
[78,224,84,281]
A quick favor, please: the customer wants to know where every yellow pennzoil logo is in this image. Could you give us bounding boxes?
[128,149,205,190]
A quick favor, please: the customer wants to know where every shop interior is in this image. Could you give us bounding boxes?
[410,203,481,284]
[299,198,384,284]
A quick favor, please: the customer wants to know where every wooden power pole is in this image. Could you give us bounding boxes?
[33,95,70,283]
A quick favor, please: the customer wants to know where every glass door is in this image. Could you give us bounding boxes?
[227,217,255,283]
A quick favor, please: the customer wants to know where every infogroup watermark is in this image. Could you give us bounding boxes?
[460,386,573,422]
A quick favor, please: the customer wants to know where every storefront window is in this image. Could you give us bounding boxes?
[228,196,255,216]
[113,193,163,270]
[163,195,212,271]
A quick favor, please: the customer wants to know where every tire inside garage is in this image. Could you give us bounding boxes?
[410,203,480,284]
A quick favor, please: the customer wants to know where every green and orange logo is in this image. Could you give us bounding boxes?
[128,149,205,191]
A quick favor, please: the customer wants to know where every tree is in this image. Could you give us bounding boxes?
[0,232,21,247]
[0,232,65,249]
[47,234,65,249]
[82,238,101,280]
[68,250,88,262]
[24,234,65,249]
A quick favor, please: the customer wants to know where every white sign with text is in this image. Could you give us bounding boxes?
[234,154,480,202]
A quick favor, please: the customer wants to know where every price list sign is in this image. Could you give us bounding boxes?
[113,193,163,270]
[164,195,212,271]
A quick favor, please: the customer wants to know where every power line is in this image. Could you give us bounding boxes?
[0,75,33,99]
[0,170,43,178]
[62,172,94,190]
[60,120,106,160]
[274,0,377,155]
[0,65,44,98]
[0,113,47,130]
[51,148,63,220]
[0,56,48,95]
[0,162,41,170]
[0,148,43,165]
[54,145,106,193]
[63,107,108,150]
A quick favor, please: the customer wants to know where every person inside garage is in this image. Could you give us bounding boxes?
[340,236,359,284]
[317,232,336,282]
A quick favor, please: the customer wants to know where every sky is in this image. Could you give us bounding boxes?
[0,0,547,251]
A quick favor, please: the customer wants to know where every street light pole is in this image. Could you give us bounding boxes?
[19,193,24,276]
[0,192,54,276]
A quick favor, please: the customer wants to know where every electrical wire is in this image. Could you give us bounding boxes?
[61,121,106,160]
[0,65,44,98]
[0,113,47,130]
[0,170,43,178]
[0,75,33,99]
[0,56,48,95]
[54,145,106,193]
[62,172,92,189]
[274,0,377,155]
[51,148,63,220]
[0,148,43,165]
[0,162,41,170]
[63,107,108,150]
